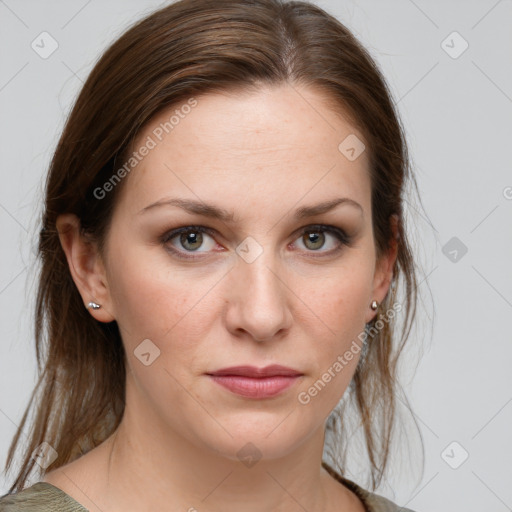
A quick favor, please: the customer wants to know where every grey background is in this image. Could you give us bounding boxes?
[1,0,511,510]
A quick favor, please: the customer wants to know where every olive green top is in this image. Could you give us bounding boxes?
[0,466,417,512]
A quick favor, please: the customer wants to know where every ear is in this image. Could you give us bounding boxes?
[365,214,399,323]
[56,213,116,323]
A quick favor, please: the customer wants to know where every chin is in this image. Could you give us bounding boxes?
[189,414,316,465]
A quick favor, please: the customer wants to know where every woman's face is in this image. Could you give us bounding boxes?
[92,83,394,461]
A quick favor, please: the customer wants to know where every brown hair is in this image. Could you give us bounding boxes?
[4,0,423,493]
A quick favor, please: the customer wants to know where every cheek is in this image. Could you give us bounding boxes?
[106,250,216,410]
[296,260,374,404]
[106,241,217,352]
[306,260,373,337]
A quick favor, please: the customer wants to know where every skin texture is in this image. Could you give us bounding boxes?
[47,83,397,512]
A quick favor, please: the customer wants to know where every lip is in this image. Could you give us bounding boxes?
[206,365,303,399]
[208,365,303,378]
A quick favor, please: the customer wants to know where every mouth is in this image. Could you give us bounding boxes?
[206,365,303,399]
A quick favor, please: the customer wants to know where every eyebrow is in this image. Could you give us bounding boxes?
[138,196,363,222]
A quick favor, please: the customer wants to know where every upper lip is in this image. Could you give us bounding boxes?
[207,365,303,378]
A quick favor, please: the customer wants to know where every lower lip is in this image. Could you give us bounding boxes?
[208,375,301,399]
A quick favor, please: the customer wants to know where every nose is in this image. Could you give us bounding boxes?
[224,249,293,343]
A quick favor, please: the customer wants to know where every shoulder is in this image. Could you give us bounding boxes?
[321,462,417,512]
[0,482,88,512]
[341,477,417,512]
[363,489,417,512]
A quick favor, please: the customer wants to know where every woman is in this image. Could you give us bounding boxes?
[0,0,421,510]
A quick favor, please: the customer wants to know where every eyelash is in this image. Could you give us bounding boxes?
[160,224,352,261]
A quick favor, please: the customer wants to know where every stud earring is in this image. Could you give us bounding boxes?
[87,302,101,310]
[370,300,379,311]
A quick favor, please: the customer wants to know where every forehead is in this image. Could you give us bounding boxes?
[117,83,371,217]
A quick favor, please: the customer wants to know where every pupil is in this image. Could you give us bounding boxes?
[182,232,202,250]
[305,231,323,250]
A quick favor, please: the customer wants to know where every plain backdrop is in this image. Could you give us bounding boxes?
[0,1,511,510]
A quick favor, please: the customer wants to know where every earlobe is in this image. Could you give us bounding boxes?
[56,213,115,323]
[366,215,399,323]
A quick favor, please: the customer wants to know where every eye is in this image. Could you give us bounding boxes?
[161,226,218,259]
[292,224,351,256]
[160,224,351,261]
